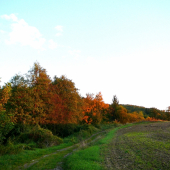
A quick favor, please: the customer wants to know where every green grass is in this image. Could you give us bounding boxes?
[26,146,76,170]
[63,123,135,170]
[99,123,133,144]
[63,145,103,170]
[0,141,73,170]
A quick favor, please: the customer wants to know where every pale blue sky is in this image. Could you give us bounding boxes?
[0,0,170,110]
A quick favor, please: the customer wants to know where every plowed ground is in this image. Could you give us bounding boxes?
[103,122,170,170]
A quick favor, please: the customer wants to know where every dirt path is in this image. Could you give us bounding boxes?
[103,122,170,170]
[18,130,107,170]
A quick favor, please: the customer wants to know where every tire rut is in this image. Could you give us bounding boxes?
[17,130,107,170]
[103,122,170,170]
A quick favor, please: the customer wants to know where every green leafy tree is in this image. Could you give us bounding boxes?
[5,75,33,124]
[26,62,52,124]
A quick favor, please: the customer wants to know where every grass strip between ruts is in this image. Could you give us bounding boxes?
[63,123,135,170]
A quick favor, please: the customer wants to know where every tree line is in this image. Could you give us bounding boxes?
[0,62,169,143]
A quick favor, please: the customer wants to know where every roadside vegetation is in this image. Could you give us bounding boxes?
[0,123,115,170]
[0,62,170,169]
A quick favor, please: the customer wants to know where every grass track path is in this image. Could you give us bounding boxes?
[17,130,108,170]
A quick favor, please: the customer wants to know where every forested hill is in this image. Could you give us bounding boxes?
[121,104,147,114]
[121,104,166,118]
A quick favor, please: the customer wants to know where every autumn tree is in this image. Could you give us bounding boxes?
[82,92,109,124]
[0,83,14,144]
[51,75,83,124]
[127,111,144,123]
[114,105,128,124]
[0,83,12,111]
[26,62,52,124]
[5,63,52,125]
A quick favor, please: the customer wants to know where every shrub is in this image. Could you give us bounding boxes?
[44,124,82,137]
[0,111,14,144]
[22,142,37,150]
[86,125,98,134]
[0,139,23,155]
[94,124,101,129]
[18,124,63,148]
[76,124,99,142]
[113,119,121,127]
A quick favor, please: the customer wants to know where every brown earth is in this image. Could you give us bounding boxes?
[103,122,170,170]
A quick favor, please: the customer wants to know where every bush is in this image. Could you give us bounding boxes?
[113,119,121,127]
[0,140,37,155]
[94,124,101,129]
[22,142,37,150]
[78,130,90,139]
[0,111,14,144]
[76,124,99,142]
[0,139,23,155]
[18,124,63,148]
[44,124,82,137]
[81,124,99,133]
[86,125,98,134]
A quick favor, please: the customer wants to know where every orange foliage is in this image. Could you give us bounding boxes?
[145,117,162,122]
[127,111,145,123]
[82,92,109,124]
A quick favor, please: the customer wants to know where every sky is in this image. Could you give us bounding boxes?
[0,0,170,110]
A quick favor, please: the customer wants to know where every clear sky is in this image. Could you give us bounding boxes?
[0,0,170,110]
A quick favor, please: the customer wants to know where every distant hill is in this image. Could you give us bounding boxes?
[121,104,167,119]
[121,104,147,114]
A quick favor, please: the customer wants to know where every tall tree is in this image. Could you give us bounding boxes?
[0,83,12,111]
[27,62,52,124]
[51,75,83,124]
[109,95,119,121]
[0,83,14,144]
[5,75,33,124]
[6,63,52,125]
[82,92,109,124]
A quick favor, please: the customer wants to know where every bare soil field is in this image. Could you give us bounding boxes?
[103,122,170,170]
